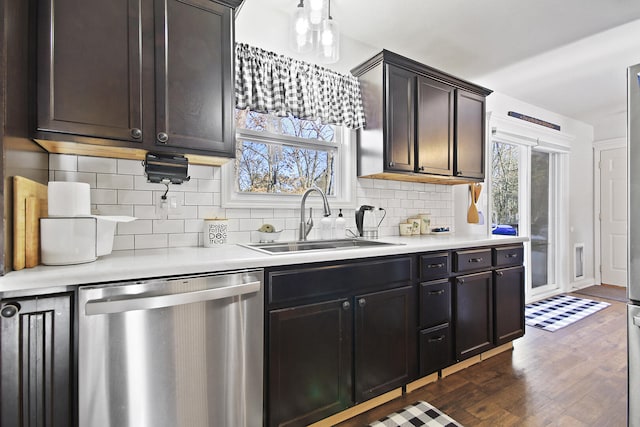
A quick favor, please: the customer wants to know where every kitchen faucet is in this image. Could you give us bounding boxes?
[299,187,332,240]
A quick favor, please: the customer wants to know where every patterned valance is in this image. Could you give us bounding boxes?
[235,43,366,129]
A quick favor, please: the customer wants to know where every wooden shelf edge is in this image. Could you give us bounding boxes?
[33,139,233,167]
[359,172,481,186]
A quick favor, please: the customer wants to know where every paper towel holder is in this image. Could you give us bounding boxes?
[143,152,190,185]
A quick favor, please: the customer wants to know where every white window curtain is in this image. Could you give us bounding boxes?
[235,43,366,129]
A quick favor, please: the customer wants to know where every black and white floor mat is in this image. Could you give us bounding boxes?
[525,294,610,332]
[369,401,463,427]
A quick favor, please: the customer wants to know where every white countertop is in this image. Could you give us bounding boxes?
[0,234,526,297]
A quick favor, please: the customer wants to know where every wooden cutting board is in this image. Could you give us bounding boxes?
[13,176,48,270]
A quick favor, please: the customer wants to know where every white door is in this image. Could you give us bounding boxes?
[600,147,627,286]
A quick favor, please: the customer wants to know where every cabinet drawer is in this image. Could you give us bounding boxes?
[453,248,492,272]
[419,252,450,281]
[268,257,413,306]
[419,324,452,376]
[419,279,451,329]
[493,245,524,267]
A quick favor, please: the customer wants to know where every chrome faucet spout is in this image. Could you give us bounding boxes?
[299,187,332,240]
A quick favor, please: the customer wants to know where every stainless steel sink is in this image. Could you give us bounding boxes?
[240,238,401,254]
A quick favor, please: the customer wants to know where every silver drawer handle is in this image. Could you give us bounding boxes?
[427,263,445,269]
[469,257,483,263]
[85,281,261,315]
[428,289,445,295]
[505,253,518,258]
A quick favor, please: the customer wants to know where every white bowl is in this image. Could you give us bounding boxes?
[256,230,282,243]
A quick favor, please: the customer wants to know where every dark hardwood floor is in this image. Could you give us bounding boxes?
[337,293,628,426]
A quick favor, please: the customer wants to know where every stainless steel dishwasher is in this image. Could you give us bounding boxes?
[78,269,263,427]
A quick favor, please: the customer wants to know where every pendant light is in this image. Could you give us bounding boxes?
[290,0,339,64]
[290,0,312,53]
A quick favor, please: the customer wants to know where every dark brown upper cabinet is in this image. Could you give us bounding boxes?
[35,0,241,163]
[352,50,492,184]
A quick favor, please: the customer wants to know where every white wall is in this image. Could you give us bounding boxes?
[472,91,596,291]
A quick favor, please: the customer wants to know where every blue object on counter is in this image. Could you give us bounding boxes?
[492,224,517,235]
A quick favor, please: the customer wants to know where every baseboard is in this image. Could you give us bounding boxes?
[481,342,513,360]
[405,372,439,394]
[441,355,481,378]
[308,387,403,427]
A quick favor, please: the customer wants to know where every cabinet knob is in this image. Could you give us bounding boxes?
[1,303,20,318]
[157,132,169,143]
[456,171,463,176]
[418,166,425,171]
[496,271,504,277]
[457,278,465,284]
[358,298,366,307]
[388,162,394,167]
[342,301,350,310]
[130,128,142,139]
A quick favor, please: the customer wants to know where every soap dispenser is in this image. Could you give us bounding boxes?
[334,209,346,238]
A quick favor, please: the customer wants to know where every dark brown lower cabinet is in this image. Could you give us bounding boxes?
[454,271,494,360]
[354,286,415,403]
[0,294,74,427]
[494,266,525,345]
[268,299,353,427]
[419,324,452,376]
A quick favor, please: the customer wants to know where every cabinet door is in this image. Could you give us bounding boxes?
[0,295,73,427]
[37,0,144,142]
[155,0,234,154]
[268,299,352,427]
[454,271,494,360]
[384,64,415,172]
[354,285,416,403]
[454,89,486,179]
[416,76,455,176]
[494,266,525,345]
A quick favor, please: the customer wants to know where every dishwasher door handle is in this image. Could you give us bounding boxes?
[85,280,261,315]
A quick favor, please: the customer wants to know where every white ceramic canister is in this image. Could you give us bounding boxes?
[408,217,421,235]
[419,213,431,234]
[203,218,228,247]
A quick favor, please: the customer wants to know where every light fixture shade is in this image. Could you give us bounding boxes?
[308,0,326,26]
[290,1,312,53]
[317,17,339,63]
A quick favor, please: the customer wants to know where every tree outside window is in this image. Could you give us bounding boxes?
[491,141,519,233]
[234,109,337,196]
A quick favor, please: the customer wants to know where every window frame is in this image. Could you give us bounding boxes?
[221,120,357,209]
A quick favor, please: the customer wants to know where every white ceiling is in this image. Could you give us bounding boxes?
[236,0,640,129]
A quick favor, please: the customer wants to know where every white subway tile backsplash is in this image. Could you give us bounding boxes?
[185,219,204,233]
[134,205,159,220]
[117,159,143,175]
[112,235,135,251]
[53,171,97,187]
[91,189,118,205]
[50,154,77,171]
[118,220,152,235]
[135,234,168,249]
[198,179,216,193]
[153,219,184,234]
[118,190,152,205]
[94,204,134,216]
[184,192,213,206]
[78,156,117,173]
[97,174,134,190]
[188,164,215,180]
[169,233,198,247]
[50,154,455,250]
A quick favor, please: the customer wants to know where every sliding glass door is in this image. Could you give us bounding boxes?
[490,140,561,299]
[530,149,557,294]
